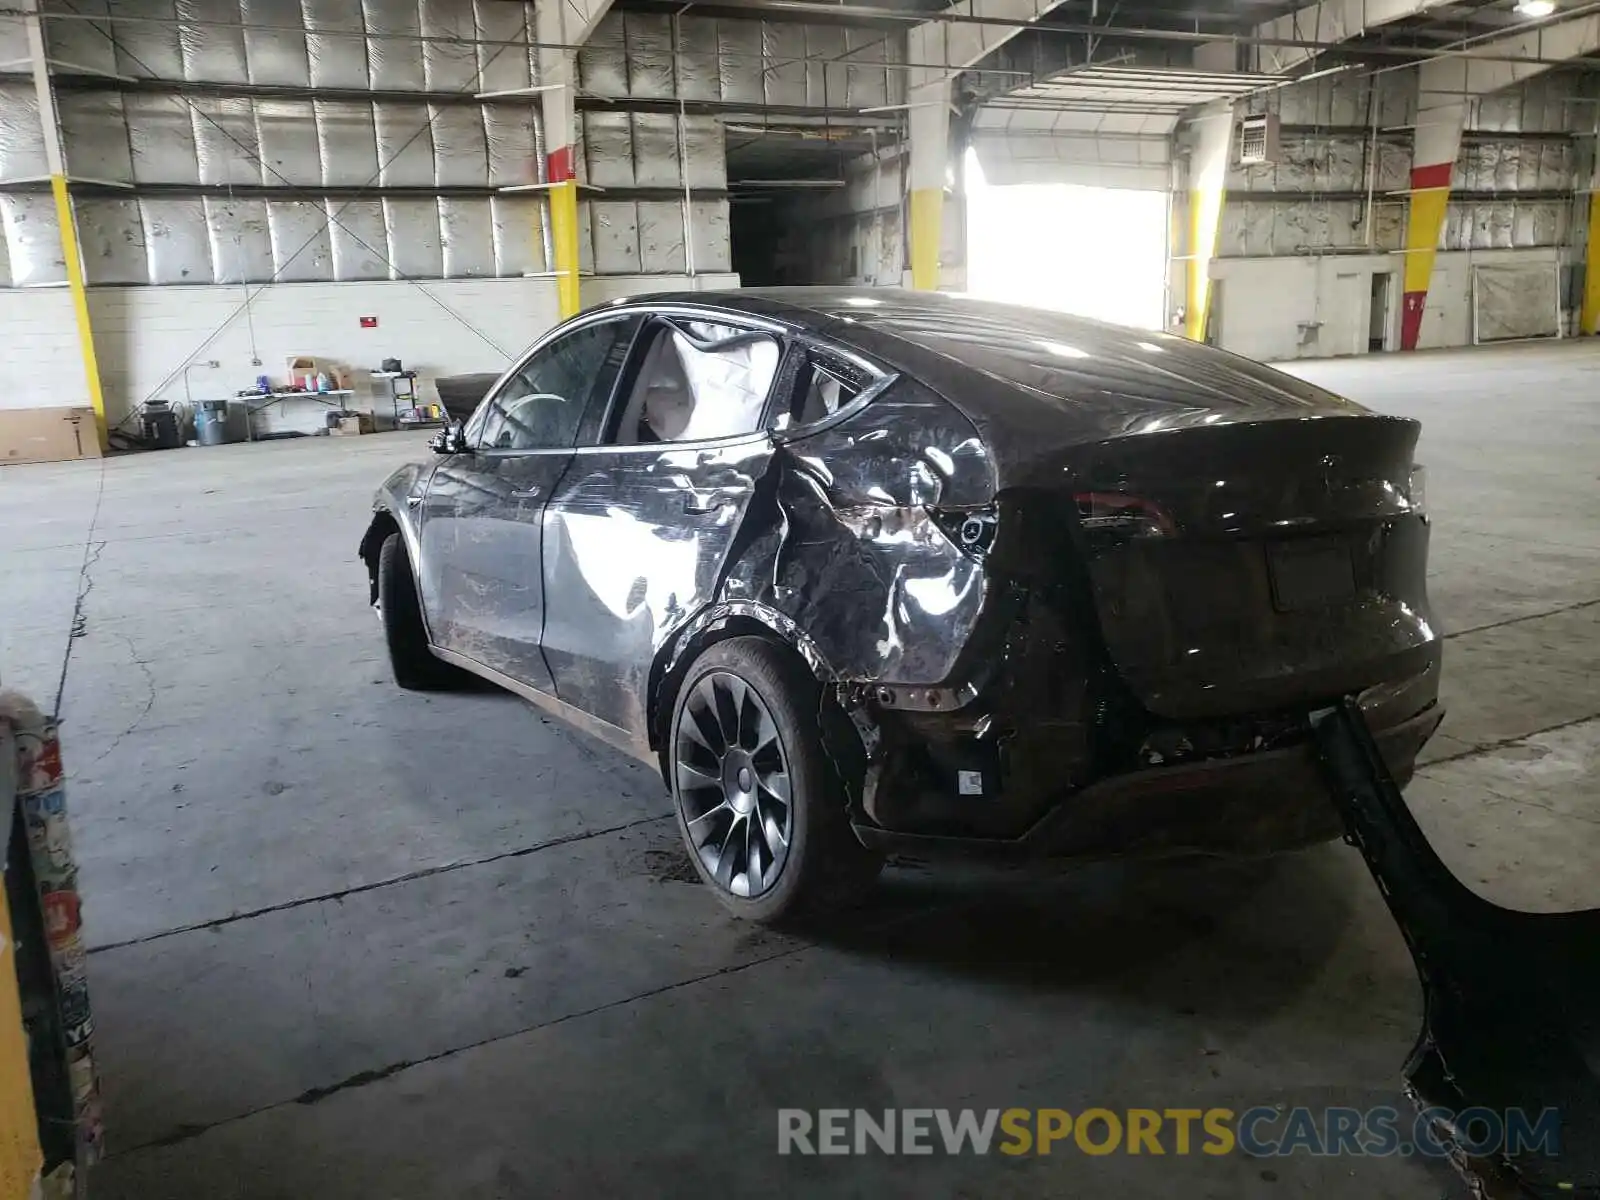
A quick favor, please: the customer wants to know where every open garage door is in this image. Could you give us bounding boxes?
[964,150,1169,330]
[963,67,1274,332]
[1472,263,1562,344]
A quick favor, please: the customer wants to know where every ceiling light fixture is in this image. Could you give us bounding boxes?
[1514,0,1556,17]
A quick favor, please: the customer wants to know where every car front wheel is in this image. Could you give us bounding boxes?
[669,637,882,923]
[377,532,470,691]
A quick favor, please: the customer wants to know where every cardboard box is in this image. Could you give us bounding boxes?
[330,413,375,437]
[0,407,103,466]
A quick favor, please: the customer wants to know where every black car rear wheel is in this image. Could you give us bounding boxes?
[669,637,881,923]
[378,532,471,691]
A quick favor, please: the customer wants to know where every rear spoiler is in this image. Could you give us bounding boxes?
[1314,700,1599,1197]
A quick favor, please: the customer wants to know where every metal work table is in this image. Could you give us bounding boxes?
[240,390,354,441]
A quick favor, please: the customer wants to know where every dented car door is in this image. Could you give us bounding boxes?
[416,315,640,690]
[539,314,787,740]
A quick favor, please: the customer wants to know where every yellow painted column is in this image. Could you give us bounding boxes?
[51,178,108,444]
[1399,163,1452,350]
[27,0,107,447]
[547,156,581,320]
[909,188,943,292]
[536,26,582,320]
[1183,104,1234,344]
[0,879,44,1200]
[1581,189,1600,336]
[906,79,949,292]
[1183,196,1215,342]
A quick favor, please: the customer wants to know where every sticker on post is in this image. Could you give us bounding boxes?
[958,770,984,796]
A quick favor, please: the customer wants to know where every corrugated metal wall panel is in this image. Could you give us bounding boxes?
[266,198,333,281]
[440,197,496,277]
[141,196,213,283]
[484,104,537,189]
[363,0,426,92]
[177,0,250,83]
[58,92,134,185]
[625,13,675,100]
[241,0,310,87]
[113,0,185,79]
[3,0,867,284]
[315,100,381,187]
[77,197,148,285]
[384,196,443,278]
[0,86,48,184]
[638,200,686,273]
[475,0,534,96]
[127,94,201,186]
[584,111,635,188]
[592,199,641,274]
[192,97,262,186]
[631,113,679,188]
[491,194,545,276]
[2,194,65,285]
[303,0,369,89]
[204,195,273,282]
[328,198,389,279]
[41,0,120,78]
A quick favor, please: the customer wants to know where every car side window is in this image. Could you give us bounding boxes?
[611,319,781,445]
[777,347,873,431]
[475,318,638,451]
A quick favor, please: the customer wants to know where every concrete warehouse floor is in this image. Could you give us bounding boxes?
[1,340,1596,1198]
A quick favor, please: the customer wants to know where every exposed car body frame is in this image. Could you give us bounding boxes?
[361,289,1442,862]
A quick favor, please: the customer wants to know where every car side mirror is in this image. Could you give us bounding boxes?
[430,421,470,455]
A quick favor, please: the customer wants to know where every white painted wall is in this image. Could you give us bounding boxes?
[5,273,737,431]
[1210,256,1392,361]
[0,290,92,412]
[1414,248,1564,350]
[1209,247,1564,361]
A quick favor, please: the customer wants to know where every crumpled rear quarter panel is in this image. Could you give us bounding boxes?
[728,377,999,690]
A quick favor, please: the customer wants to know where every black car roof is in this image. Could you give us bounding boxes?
[601,286,1015,334]
[604,287,1355,422]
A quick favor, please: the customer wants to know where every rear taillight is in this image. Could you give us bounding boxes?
[1073,492,1176,541]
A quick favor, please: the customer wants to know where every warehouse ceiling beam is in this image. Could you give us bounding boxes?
[1400,8,1600,348]
[636,0,1600,65]
[10,2,1594,68]
[1239,0,1462,75]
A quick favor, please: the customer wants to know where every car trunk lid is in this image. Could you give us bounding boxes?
[1057,414,1436,721]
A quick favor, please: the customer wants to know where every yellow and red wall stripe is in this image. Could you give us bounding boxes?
[1400,161,1453,351]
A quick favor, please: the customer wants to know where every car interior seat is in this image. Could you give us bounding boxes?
[617,331,693,443]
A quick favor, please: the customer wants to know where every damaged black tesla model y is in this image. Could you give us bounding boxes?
[359,289,1443,923]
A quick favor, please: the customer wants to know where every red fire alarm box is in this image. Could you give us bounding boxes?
[360,316,378,328]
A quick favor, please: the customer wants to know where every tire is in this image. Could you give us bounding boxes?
[668,636,882,923]
[377,532,470,691]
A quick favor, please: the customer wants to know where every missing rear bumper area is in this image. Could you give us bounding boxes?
[849,702,1443,863]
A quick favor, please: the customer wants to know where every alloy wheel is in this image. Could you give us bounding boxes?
[674,671,794,898]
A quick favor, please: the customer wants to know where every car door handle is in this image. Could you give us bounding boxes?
[683,494,734,515]
[406,493,423,508]
[510,485,541,500]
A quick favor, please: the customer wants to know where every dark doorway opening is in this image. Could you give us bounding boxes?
[724,125,889,286]
[1369,271,1391,351]
[729,199,786,286]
